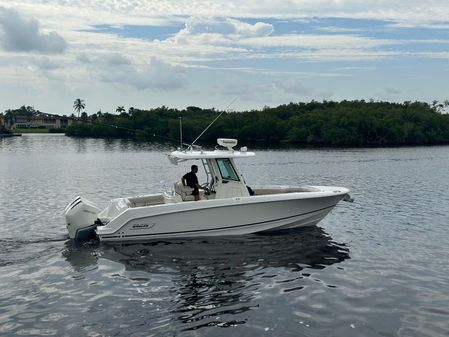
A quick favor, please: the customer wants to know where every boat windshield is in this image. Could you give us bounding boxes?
[216,158,240,181]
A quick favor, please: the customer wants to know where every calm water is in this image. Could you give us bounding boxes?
[1,134,449,337]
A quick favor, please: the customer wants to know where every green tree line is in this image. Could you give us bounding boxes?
[65,100,449,146]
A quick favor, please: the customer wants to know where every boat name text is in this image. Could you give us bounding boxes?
[131,223,156,230]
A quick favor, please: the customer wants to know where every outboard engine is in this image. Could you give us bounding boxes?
[64,196,101,241]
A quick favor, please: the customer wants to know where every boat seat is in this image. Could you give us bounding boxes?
[174,181,195,201]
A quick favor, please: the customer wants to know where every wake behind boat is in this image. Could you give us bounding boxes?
[64,138,350,241]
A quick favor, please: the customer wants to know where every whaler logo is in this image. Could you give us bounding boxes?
[131,223,156,230]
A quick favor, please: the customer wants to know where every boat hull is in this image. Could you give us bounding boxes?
[96,187,348,241]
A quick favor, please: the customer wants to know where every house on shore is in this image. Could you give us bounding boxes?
[1,110,75,130]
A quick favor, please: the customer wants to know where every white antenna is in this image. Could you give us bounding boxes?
[190,97,238,147]
[179,117,183,149]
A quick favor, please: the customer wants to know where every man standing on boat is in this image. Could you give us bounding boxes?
[182,165,202,201]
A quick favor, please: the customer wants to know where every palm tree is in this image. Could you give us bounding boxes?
[116,106,125,114]
[73,99,86,118]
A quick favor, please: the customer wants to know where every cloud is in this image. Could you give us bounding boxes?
[4,1,449,37]
[274,78,311,95]
[158,17,398,63]
[94,1,449,23]
[35,57,63,70]
[241,34,391,50]
[143,17,275,61]
[424,51,449,59]
[92,56,187,90]
[0,7,66,54]
[371,85,403,101]
[212,76,333,105]
[9,0,449,23]
[183,16,273,37]
[77,52,131,66]
[170,16,273,45]
[318,26,364,33]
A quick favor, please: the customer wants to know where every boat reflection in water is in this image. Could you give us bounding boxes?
[63,226,350,331]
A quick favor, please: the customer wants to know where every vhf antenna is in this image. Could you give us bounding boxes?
[190,97,238,148]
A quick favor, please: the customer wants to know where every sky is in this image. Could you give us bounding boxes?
[0,1,449,115]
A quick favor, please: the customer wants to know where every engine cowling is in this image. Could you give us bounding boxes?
[64,196,101,240]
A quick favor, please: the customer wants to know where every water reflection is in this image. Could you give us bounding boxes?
[63,227,350,331]
[64,226,349,273]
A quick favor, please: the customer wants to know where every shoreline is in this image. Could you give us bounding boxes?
[0,133,22,138]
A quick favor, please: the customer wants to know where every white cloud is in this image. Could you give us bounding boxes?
[5,0,449,24]
[241,34,392,49]
[374,85,403,101]
[162,17,273,58]
[159,17,397,63]
[416,51,449,59]
[181,16,273,37]
[77,52,131,66]
[274,78,311,95]
[318,26,364,33]
[387,21,449,30]
[92,56,188,90]
[35,56,64,70]
[0,7,66,53]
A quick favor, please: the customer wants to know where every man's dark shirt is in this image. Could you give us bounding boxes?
[183,171,198,188]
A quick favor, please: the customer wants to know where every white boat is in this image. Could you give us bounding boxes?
[64,138,351,241]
